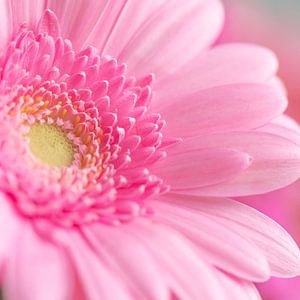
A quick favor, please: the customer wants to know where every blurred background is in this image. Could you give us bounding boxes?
[219,1,300,299]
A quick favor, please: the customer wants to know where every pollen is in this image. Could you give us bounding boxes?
[28,123,75,167]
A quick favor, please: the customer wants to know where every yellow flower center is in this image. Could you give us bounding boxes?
[28,124,75,167]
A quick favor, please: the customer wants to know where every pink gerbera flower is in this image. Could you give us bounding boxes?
[0,1,300,299]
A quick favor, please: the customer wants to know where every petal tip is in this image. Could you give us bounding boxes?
[37,9,60,38]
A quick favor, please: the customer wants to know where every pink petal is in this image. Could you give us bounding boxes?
[82,224,169,300]
[37,9,60,38]
[82,1,169,53]
[272,115,300,131]
[0,0,46,50]
[117,0,224,79]
[126,220,226,300]
[0,1,11,51]
[152,148,252,189]
[151,199,270,281]
[68,230,131,300]
[257,114,300,144]
[155,43,278,97]
[47,0,223,81]
[163,195,300,278]
[0,194,18,270]
[267,76,287,96]
[2,223,73,300]
[216,272,262,300]
[157,84,287,137]
[45,0,109,50]
[257,123,300,145]
[171,132,300,196]
[8,0,46,34]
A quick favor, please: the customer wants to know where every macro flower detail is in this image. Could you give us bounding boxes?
[0,1,300,300]
[0,14,168,226]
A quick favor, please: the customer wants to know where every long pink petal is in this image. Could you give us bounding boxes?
[257,123,300,145]
[267,76,287,96]
[157,84,287,137]
[257,114,300,144]
[171,132,300,196]
[271,115,300,131]
[0,1,12,51]
[82,224,169,300]
[126,220,226,300]
[68,230,132,300]
[81,0,168,53]
[152,148,252,189]
[151,199,270,281]
[0,0,47,50]
[46,0,223,81]
[45,0,109,50]
[155,43,278,96]
[8,0,46,34]
[163,195,300,278]
[2,223,74,300]
[0,194,19,272]
[216,272,262,300]
[117,0,224,79]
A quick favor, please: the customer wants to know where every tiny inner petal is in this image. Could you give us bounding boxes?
[28,123,75,167]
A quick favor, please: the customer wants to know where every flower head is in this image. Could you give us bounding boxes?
[0,14,169,226]
[0,1,300,299]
